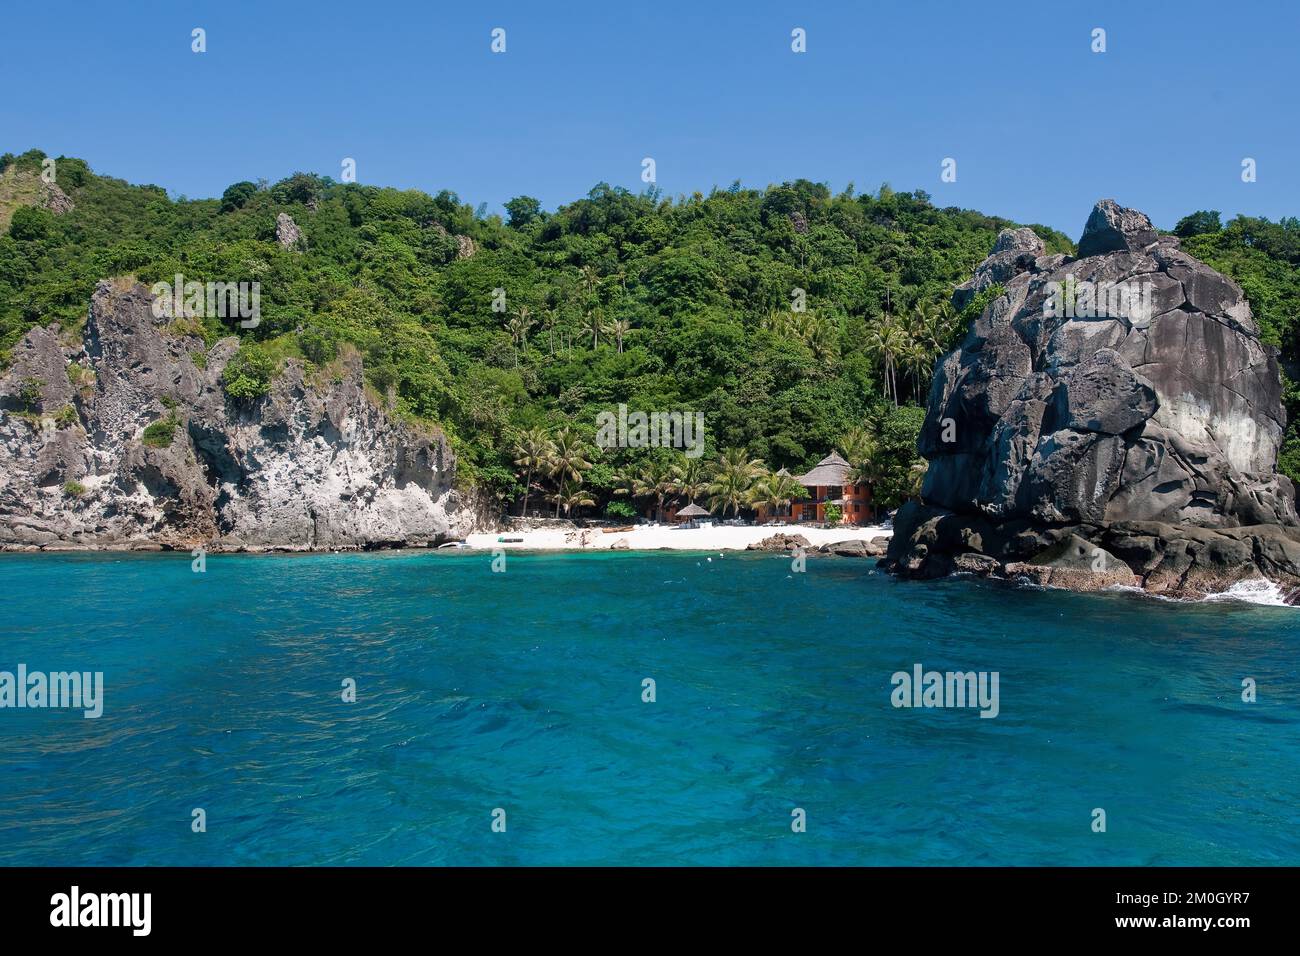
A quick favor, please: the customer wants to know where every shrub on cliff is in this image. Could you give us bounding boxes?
[54,405,79,429]
[141,416,178,448]
[222,342,276,401]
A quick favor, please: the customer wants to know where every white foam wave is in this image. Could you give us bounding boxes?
[1095,578,1295,607]
[1199,578,1293,607]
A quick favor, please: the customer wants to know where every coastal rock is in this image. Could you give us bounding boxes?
[0,281,476,551]
[1004,534,1138,591]
[747,532,811,552]
[818,538,888,557]
[885,200,1300,601]
[952,552,1002,577]
[275,212,304,250]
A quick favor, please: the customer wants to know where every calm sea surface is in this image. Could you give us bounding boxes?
[0,550,1296,865]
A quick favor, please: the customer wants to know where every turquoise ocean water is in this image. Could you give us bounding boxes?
[0,549,1296,865]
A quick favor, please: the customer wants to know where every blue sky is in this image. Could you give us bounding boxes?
[5,0,1298,234]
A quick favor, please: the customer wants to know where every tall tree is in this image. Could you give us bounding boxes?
[512,427,554,518]
[747,470,809,518]
[707,447,765,517]
[547,427,593,517]
[632,458,677,522]
[669,456,711,505]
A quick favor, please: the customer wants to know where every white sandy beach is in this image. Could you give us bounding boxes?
[464,523,893,552]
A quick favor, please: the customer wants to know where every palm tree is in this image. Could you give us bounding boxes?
[512,305,533,349]
[747,470,809,519]
[610,264,629,294]
[547,427,593,517]
[864,315,907,407]
[901,339,933,403]
[582,309,603,349]
[512,427,554,519]
[707,470,752,518]
[840,426,875,469]
[669,456,711,505]
[912,301,946,358]
[609,463,638,500]
[934,301,961,346]
[605,317,631,353]
[632,458,677,522]
[802,314,838,364]
[841,426,884,516]
[578,264,602,304]
[761,309,795,337]
[541,309,559,356]
[552,481,595,519]
[716,446,765,480]
[559,481,598,520]
[706,447,765,518]
[505,315,528,367]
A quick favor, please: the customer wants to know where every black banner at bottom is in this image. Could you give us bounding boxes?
[0,866,1286,940]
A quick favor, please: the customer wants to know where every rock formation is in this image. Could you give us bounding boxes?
[39,180,75,215]
[747,532,811,552]
[0,281,476,551]
[816,537,892,557]
[430,222,477,259]
[883,200,1300,601]
[275,212,304,250]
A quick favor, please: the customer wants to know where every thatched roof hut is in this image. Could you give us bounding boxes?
[795,451,851,487]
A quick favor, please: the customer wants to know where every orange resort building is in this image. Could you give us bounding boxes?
[769,451,875,525]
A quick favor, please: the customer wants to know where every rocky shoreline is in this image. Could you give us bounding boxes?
[0,281,478,552]
[882,200,1300,604]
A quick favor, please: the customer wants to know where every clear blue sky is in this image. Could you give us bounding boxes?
[5,0,1298,234]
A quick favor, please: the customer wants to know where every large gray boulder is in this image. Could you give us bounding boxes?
[0,281,476,551]
[885,200,1300,600]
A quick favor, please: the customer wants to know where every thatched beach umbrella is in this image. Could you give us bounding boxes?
[675,503,711,525]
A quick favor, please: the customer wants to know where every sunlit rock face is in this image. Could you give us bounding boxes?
[0,281,477,552]
[885,200,1300,600]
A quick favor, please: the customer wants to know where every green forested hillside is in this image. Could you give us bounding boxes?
[2,147,1297,514]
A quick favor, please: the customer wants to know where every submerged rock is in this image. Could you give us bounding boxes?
[884,200,1300,601]
[0,280,476,551]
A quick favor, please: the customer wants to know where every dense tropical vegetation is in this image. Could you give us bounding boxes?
[2,147,1298,520]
